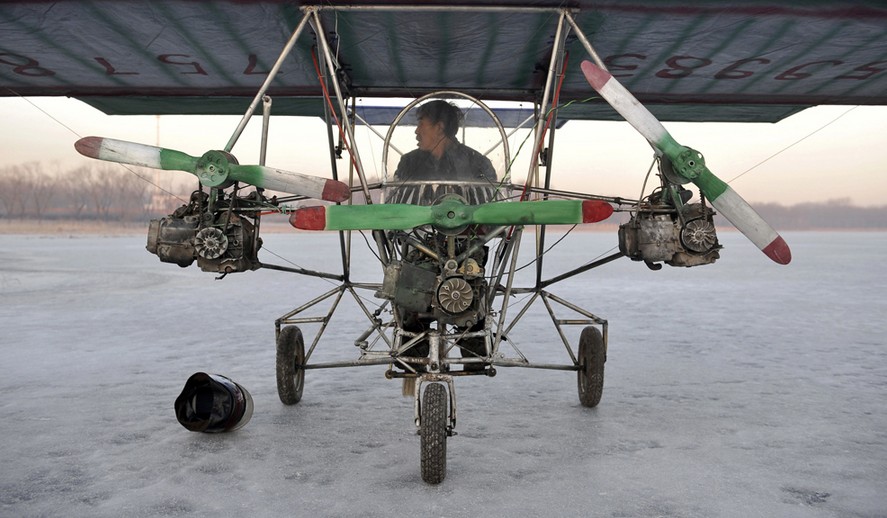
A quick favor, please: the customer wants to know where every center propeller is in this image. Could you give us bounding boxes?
[289,198,613,231]
[74,136,351,202]
[580,61,791,265]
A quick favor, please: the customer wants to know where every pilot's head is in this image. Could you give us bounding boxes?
[415,100,462,155]
[417,100,461,138]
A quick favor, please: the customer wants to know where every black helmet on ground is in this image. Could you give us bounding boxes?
[174,372,254,433]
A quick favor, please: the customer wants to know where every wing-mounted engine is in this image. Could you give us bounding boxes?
[146,189,262,274]
[618,164,721,269]
[376,229,488,329]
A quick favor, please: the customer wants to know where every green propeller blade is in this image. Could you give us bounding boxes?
[289,198,613,231]
[75,136,350,202]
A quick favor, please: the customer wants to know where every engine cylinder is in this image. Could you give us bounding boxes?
[146,215,199,267]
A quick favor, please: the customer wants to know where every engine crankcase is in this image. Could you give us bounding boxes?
[618,203,719,267]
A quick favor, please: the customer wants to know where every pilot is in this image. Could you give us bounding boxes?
[388,100,496,372]
[388,100,498,206]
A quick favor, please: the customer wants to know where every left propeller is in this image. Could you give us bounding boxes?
[74,136,351,202]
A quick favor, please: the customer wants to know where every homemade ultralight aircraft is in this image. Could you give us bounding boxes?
[3,0,886,483]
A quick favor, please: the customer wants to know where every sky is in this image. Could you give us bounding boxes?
[3,95,886,207]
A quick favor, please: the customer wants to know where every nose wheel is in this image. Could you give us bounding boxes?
[419,382,449,484]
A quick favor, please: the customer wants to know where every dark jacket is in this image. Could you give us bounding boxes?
[388,142,498,205]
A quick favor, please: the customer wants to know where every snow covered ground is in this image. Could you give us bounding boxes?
[1,230,885,517]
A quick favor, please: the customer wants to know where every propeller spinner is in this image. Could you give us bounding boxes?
[74,137,350,202]
[580,61,791,265]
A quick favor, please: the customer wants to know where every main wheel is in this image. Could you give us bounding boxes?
[577,326,605,408]
[420,382,448,484]
[276,325,305,405]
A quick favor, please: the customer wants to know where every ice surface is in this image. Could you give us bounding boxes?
[1,231,885,517]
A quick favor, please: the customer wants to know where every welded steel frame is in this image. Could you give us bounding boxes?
[259,5,617,432]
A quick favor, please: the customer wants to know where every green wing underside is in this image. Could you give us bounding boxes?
[4,1,885,121]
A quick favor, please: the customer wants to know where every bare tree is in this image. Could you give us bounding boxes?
[85,165,116,220]
[30,163,59,220]
[62,165,93,218]
[0,163,33,217]
[114,168,152,220]
[0,166,15,217]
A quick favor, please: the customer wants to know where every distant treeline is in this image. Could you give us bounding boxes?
[1,163,885,229]
[716,199,887,230]
[0,162,185,222]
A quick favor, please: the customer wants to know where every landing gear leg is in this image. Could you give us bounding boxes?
[415,330,455,484]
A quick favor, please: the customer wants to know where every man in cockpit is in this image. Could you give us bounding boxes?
[387,100,497,372]
[388,100,498,206]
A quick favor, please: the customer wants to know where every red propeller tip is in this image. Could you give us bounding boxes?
[763,235,792,265]
[289,206,327,230]
[321,180,351,203]
[581,200,614,223]
[74,136,102,158]
[580,60,612,91]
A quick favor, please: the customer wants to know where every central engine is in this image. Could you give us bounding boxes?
[376,230,488,329]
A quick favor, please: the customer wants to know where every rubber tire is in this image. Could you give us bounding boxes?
[276,325,305,405]
[577,326,605,408]
[420,383,448,484]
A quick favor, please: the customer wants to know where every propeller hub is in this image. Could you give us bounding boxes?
[671,147,706,181]
[430,197,472,233]
[195,150,238,188]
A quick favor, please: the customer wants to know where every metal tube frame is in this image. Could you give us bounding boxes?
[309,9,374,204]
[275,281,608,375]
[224,9,313,152]
[259,5,619,439]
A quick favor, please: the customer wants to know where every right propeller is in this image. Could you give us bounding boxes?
[580,60,791,265]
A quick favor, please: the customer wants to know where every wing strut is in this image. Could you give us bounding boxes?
[223,9,313,153]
